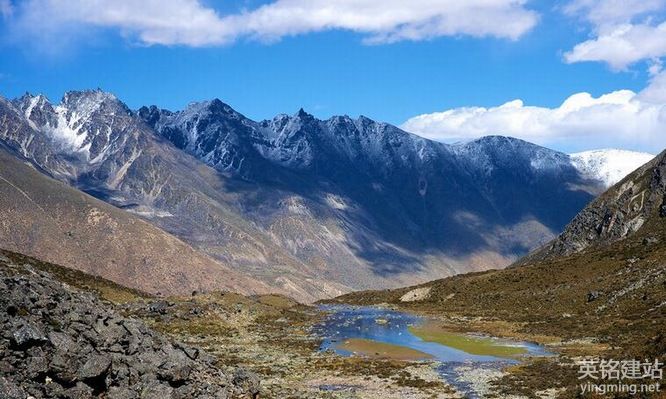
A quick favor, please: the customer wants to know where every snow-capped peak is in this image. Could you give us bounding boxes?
[570,149,655,187]
[11,90,136,163]
[62,89,117,108]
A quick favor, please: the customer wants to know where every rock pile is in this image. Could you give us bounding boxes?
[0,259,259,399]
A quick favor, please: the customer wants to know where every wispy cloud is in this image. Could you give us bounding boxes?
[0,0,13,18]
[562,0,665,26]
[401,72,666,153]
[4,0,539,50]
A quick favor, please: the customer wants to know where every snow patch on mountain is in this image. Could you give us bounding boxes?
[49,104,91,153]
[570,149,655,187]
[17,90,121,158]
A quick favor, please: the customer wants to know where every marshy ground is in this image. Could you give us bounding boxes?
[121,293,582,399]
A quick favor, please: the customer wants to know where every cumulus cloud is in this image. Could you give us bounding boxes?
[235,0,538,44]
[639,70,666,103]
[400,73,666,153]
[564,22,666,70]
[7,0,237,48]
[4,0,538,49]
[563,0,666,69]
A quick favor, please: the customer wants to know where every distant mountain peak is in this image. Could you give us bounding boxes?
[204,98,237,115]
[8,89,139,166]
[13,93,53,120]
[295,107,314,120]
[16,92,48,103]
[570,149,655,187]
[62,89,118,106]
[465,135,536,147]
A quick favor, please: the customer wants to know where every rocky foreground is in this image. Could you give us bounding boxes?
[0,250,463,399]
[0,252,260,399]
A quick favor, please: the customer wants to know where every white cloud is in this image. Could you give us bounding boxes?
[563,0,665,27]
[9,0,238,47]
[639,70,666,103]
[235,0,538,44]
[400,73,666,153]
[563,0,666,70]
[5,0,538,49]
[564,22,666,70]
[649,58,664,76]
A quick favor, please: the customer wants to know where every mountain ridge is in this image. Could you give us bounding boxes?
[0,89,616,301]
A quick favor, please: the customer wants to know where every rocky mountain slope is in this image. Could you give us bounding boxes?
[524,148,666,262]
[0,250,260,399]
[138,98,604,291]
[0,143,265,297]
[332,149,666,360]
[1,90,605,301]
[2,92,342,302]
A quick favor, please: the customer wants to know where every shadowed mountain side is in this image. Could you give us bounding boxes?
[330,150,666,359]
[141,103,598,252]
[0,145,268,297]
[140,101,601,268]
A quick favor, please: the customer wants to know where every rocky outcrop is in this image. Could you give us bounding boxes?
[0,256,260,399]
[399,287,431,302]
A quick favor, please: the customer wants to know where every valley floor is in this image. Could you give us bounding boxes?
[121,286,609,398]
[2,248,663,398]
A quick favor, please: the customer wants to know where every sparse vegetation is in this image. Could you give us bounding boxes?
[0,249,150,303]
[409,324,528,358]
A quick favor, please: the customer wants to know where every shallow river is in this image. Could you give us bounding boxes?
[314,305,550,397]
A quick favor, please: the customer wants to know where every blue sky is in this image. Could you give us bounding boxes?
[1,0,665,153]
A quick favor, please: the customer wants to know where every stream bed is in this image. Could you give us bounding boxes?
[313,305,551,397]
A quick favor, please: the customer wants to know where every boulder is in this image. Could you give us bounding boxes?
[0,255,259,399]
[11,322,46,348]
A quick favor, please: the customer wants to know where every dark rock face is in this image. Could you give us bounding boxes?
[0,260,259,398]
[586,291,600,302]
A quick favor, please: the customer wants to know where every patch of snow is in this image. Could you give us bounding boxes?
[280,197,311,216]
[23,95,42,130]
[47,105,90,153]
[570,149,654,187]
[325,194,347,210]
[125,207,174,218]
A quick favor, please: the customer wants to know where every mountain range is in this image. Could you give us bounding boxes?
[0,89,653,302]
